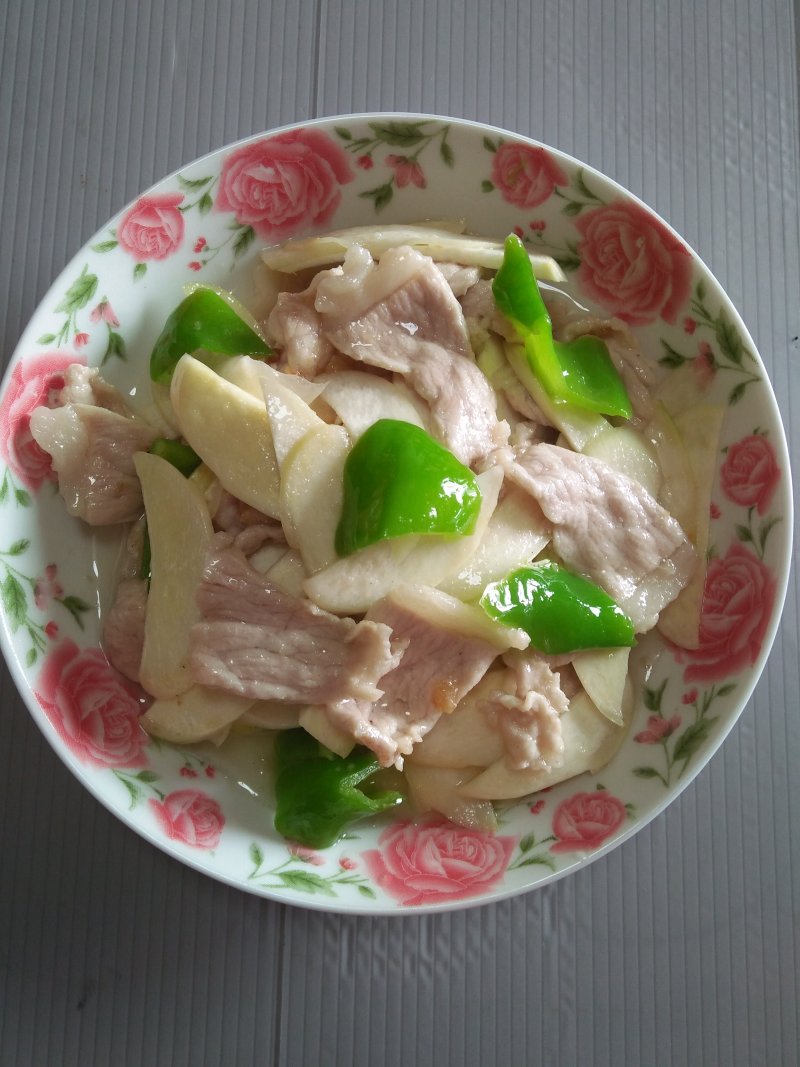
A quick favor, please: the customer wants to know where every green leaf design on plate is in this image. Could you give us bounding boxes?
[14,488,31,507]
[335,126,353,140]
[59,594,91,628]
[633,766,661,779]
[659,341,689,368]
[278,870,336,896]
[673,716,718,764]
[134,263,147,280]
[357,884,377,899]
[574,167,600,202]
[368,120,426,146]
[715,314,743,365]
[55,265,98,315]
[440,140,455,167]
[249,842,264,868]
[359,182,394,212]
[729,381,747,404]
[37,333,57,345]
[481,179,495,193]
[233,226,256,257]
[198,192,213,215]
[483,136,498,152]
[6,539,30,556]
[1,573,27,631]
[561,201,583,217]
[92,239,119,253]
[177,174,213,190]
[643,679,667,712]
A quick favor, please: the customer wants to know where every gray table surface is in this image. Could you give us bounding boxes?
[1,1,798,1064]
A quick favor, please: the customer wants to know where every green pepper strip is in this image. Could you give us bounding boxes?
[273,729,403,849]
[335,419,482,558]
[149,286,272,384]
[492,235,633,419]
[480,561,635,654]
[138,438,203,582]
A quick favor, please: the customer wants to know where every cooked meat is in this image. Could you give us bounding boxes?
[483,651,568,770]
[267,272,337,377]
[316,245,508,465]
[188,538,403,704]
[504,441,696,631]
[324,586,500,769]
[103,577,148,682]
[29,403,157,525]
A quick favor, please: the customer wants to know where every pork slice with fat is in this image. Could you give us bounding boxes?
[504,441,696,631]
[188,537,402,705]
[316,245,508,465]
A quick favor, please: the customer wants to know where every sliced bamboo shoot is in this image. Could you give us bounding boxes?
[170,355,281,517]
[135,451,214,699]
[142,685,256,743]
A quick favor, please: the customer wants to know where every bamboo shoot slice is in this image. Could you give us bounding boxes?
[135,451,213,699]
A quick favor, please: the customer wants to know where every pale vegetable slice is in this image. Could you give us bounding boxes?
[381,582,529,651]
[404,763,498,832]
[658,403,725,649]
[319,371,429,437]
[461,690,627,800]
[261,223,566,282]
[142,685,257,743]
[280,423,350,573]
[582,425,662,497]
[265,549,308,598]
[302,467,504,614]
[219,354,325,405]
[135,451,214,699]
[439,484,551,600]
[645,403,697,538]
[298,706,355,758]
[572,647,630,726]
[262,375,326,471]
[503,340,609,450]
[170,355,281,518]
[240,700,303,730]
[408,669,506,768]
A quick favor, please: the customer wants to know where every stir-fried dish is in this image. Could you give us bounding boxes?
[30,223,723,846]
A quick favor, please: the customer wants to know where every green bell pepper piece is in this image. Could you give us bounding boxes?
[149,286,272,384]
[480,561,635,654]
[492,235,633,419]
[273,729,403,849]
[148,437,202,477]
[334,419,482,558]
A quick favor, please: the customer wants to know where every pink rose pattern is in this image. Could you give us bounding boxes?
[677,543,777,684]
[215,129,354,241]
[35,640,148,768]
[575,200,693,325]
[116,192,185,261]
[491,142,568,208]
[363,819,517,906]
[720,434,780,515]
[0,123,785,904]
[149,790,224,850]
[551,792,628,853]
[0,353,81,491]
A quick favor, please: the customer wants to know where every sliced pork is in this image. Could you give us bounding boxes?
[103,577,148,683]
[504,441,696,631]
[267,271,337,377]
[188,538,403,704]
[315,245,508,465]
[483,651,568,771]
[30,403,158,524]
[325,585,501,769]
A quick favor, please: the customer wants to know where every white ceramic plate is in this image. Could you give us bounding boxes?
[0,115,792,913]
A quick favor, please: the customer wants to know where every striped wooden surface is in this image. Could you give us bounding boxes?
[0,1,798,1064]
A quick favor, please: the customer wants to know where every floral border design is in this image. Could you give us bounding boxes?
[0,119,789,908]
